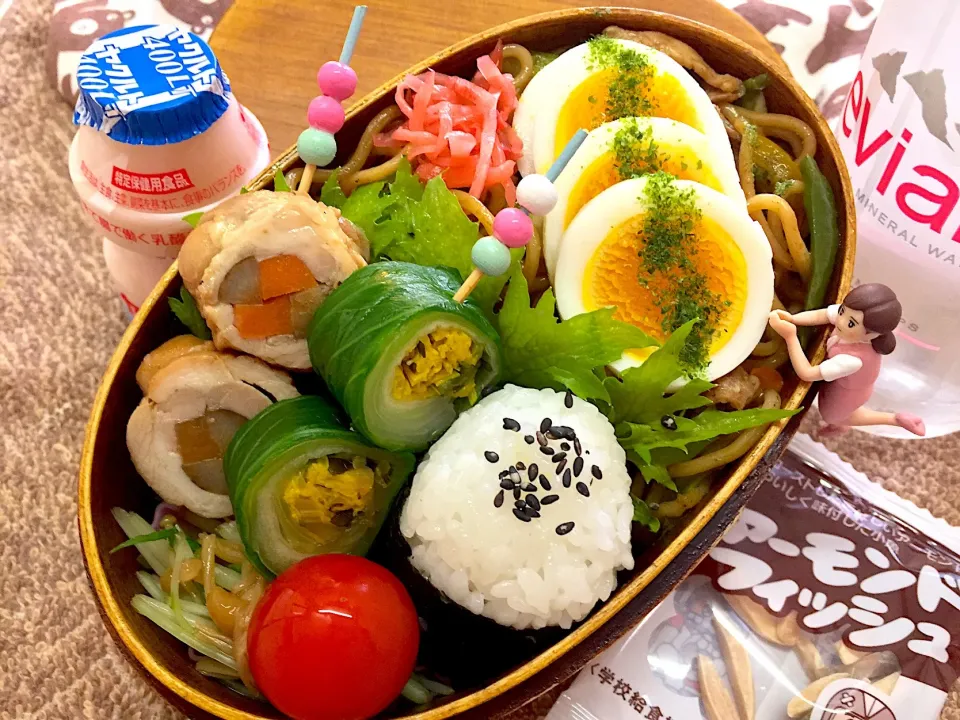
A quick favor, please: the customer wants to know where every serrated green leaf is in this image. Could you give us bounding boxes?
[168,286,211,340]
[182,212,204,228]
[632,496,661,532]
[621,406,798,465]
[273,169,291,192]
[496,270,657,402]
[320,171,347,208]
[604,320,713,425]
[637,462,677,491]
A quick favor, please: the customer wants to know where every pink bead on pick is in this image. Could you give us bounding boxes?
[307,95,345,133]
[317,61,358,102]
[493,207,534,248]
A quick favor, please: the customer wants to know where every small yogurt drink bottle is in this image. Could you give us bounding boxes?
[101,239,173,317]
[836,0,960,437]
[69,23,270,273]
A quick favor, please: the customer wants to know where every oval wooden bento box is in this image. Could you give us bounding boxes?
[78,7,855,720]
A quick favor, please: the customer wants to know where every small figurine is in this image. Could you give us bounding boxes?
[767,283,926,436]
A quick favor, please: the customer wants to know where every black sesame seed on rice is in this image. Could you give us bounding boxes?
[555,459,567,475]
[527,463,538,481]
[524,435,535,444]
[494,490,504,508]
[499,478,515,490]
[556,522,575,535]
[591,465,602,479]
[574,438,582,456]
[527,508,541,519]
[540,418,552,434]
[576,482,590,497]
[509,467,522,482]
[551,425,575,440]
[564,390,574,408]
[515,499,527,510]
[515,461,525,471]
[560,442,571,451]
[541,494,560,505]
[523,483,537,493]
[539,475,552,491]
[484,451,499,463]
[513,508,531,522]
[573,456,584,477]
[539,446,555,456]
[562,469,572,488]
[513,486,521,500]
[536,431,548,447]
[552,452,567,463]
[526,495,541,511]
[503,418,521,431]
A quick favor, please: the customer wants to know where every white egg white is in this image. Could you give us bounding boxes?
[554,177,773,381]
[515,38,733,177]
[543,117,746,280]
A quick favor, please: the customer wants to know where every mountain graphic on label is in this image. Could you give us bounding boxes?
[871,49,953,148]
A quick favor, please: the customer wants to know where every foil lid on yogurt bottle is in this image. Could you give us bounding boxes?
[73,24,231,145]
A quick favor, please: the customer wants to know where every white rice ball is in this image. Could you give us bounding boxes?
[400,385,634,630]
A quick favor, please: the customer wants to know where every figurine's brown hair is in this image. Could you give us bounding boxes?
[843,283,901,355]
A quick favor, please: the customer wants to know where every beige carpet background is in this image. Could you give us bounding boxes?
[1,1,959,718]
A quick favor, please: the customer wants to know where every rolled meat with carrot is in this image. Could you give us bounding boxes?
[179,191,369,370]
[126,335,300,518]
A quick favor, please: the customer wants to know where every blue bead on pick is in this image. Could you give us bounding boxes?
[471,236,512,277]
[298,127,337,167]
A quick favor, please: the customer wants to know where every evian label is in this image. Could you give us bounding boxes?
[837,0,960,274]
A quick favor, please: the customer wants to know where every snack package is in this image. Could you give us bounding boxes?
[547,434,960,720]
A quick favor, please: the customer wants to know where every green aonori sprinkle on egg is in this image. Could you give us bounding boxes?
[586,36,656,119]
[638,172,724,372]
[611,118,664,181]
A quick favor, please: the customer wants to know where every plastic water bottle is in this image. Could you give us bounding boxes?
[835,0,960,437]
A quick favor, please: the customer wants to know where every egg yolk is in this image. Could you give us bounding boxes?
[565,149,722,228]
[554,70,700,161]
[283,455,377,540]
[584,215,747,361]
[392,327,481,402]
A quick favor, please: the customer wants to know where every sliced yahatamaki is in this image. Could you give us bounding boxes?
[179,191,369,370]
[127,336,299,518]
[308,262,503,452]
[224,396,415,577]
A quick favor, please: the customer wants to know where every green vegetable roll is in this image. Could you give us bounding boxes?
[224,396,415,577]
[308,262,504,451]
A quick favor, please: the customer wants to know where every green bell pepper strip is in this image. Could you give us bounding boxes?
[308,262,504,452]
[223,396,415,578]
[800,155,841,312]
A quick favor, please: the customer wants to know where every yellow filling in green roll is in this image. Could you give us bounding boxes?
[282,456,377,539]
[391,327,482,402]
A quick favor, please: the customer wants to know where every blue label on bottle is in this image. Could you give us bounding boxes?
[73,24,232,146]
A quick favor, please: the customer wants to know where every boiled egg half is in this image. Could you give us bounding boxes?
[514,37,731,176]
[554,175,773,381]
[543,117,745,279]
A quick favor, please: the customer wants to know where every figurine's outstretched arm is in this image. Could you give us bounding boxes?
[768,311,823,382]
[785,308,831,327]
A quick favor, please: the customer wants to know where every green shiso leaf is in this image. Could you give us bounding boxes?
[273,169,292,192]
[110,527,177,553]
[182,212,204,228]
[335,158,516,317]
[168,287,211,340]
[620,407,799,466]
[320,170,348,208]
[603,320,713,426]
[632,496,661,533]
[495,269,657,402]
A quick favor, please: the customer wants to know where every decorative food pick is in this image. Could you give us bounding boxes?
[767,283,926,436]
[296,5,368,194]
[453,130,588,303]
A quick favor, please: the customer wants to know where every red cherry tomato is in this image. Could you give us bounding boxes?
[247,555,419,720]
